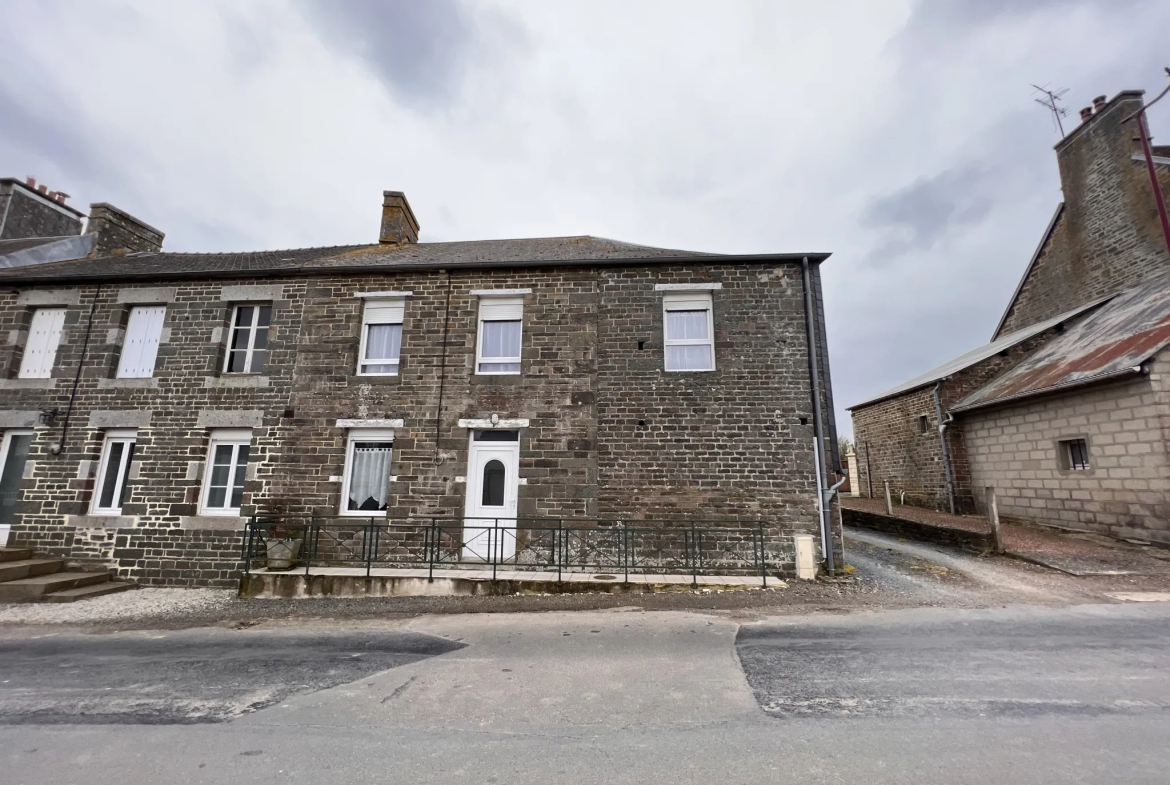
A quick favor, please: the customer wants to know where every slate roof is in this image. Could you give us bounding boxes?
[0,235,825,284]
[953,275,1170,412]
[848,297,1110,410]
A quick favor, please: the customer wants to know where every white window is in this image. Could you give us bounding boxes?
[341,429,395,515]
[117,305,166,378]
[662,292,715,372]
[358,299,404,375]
[92,429,136,515]
[19,307,66,379]
[200,429,252,515]
[224,304,271,374]
[476,296,523,375]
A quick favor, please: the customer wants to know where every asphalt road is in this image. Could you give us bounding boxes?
[2,601,1169,784]
[0,629,463,724]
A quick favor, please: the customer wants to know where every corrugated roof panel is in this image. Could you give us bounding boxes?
[954,275,1170,412]
[848,297,1110,410]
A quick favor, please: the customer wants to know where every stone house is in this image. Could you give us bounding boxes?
[0,189,841,587]
[850,89,1170,545]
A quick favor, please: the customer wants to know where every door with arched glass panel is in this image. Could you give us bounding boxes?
[462,431,520,561]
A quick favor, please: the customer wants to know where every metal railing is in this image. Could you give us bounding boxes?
[243,516,783,587]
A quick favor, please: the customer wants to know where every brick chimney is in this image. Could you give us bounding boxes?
[1047,89,1170,304]
[379,191,419,245]
[85,202,165,257]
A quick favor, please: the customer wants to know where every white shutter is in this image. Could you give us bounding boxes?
[363,299,405,325]
[479,296,524,320]
[19,308,66,379]
[117,305,166,378]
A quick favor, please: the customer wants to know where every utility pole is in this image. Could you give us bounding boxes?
[1123,68,1170,259]
[1032,84,1070,137]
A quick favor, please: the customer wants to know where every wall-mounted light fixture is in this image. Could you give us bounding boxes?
[39,408,61,427]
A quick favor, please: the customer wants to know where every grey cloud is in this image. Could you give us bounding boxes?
[862,164,994,260]
[294,0,479,107]
[902,0,1143,34]
[0,77,120,194]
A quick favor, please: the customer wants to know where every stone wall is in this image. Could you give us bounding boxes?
[996,91,1170,338]
[0,183,83,240]
[1,260,838,585]
[962,349,1170,545]
[853,309,1083,512]
[84,203,164,257]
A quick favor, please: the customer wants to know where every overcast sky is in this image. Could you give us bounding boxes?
[3,0,1169,436]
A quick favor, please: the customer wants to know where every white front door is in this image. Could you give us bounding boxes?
[462,431,520,561]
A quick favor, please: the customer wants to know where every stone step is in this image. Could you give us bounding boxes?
[41,581,136,603]
[0,547,34,563]
[0,558,65,583]
[0,571,111,601]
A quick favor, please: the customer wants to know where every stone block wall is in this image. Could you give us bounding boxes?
[1,259,838,585]
[0,181,83,240]
[853,321,1076,512]
[962,349,1170,545]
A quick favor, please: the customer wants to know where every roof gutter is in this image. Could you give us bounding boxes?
[0,251,832,287]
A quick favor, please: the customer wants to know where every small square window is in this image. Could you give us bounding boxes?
[341,430,395,515]
[200,429,252,515]
[662,293,715,372]
[224,304,271,374]
[1059,438,1091,471]
[476,296,523,375]
[918,415,929,434]
[92,429,136,515]
[359,299,405,376]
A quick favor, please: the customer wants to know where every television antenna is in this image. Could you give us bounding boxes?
[1032,84,1070,137]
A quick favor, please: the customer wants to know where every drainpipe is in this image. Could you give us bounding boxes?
[801,256,836,576]
[49,282,102,455]
[932,381,956,514]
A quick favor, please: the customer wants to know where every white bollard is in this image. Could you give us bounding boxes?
[794,534,816,580]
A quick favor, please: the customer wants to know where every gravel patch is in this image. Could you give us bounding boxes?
[0,588,233,625]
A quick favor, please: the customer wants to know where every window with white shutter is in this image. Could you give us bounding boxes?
[662,293,715,372]
[18,308,66,379]
[117,305,166,378]
[358,299,405,376]
[475,296,523,375]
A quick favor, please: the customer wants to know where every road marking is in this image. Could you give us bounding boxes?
[1105,592,1170,602]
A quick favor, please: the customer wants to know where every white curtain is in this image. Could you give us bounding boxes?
[479,320,521,372]
[364,324,402,371]
[481,320,521,358]
[348,443,393,511]
[666,310,708,340]
[665,344,713,371]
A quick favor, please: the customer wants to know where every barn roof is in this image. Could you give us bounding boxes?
[953,275,1170,412]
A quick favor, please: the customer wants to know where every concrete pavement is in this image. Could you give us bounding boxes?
[3,601,1170,784]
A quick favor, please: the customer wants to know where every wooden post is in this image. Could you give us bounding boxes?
[883,480,893,516]
[986,486,1003,553]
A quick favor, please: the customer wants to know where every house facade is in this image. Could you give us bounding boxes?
[851,89,1170,545]
[0,190,840,587]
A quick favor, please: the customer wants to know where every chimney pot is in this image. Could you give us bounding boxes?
[25,177,36,189]
[1080,107,1094,122]
[379,191,419,245]
[56,192,69,204]
[37,184,48,195]
[1093,95,1107,111]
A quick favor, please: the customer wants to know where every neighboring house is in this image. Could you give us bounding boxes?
[0,190,841,587]
[0,176,164,270]
[850,89,1170,546]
